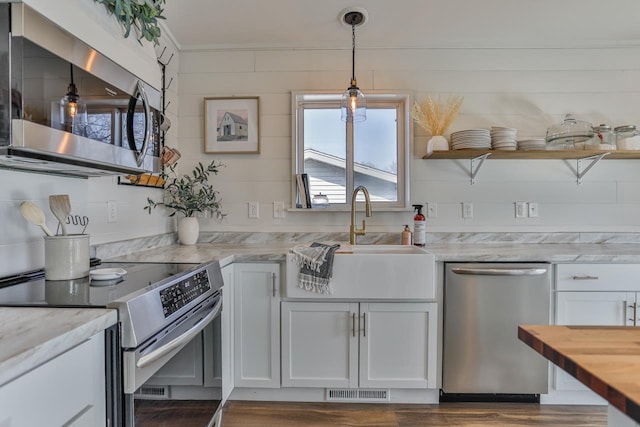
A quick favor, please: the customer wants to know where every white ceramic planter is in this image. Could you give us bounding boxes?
[178,217,199,245]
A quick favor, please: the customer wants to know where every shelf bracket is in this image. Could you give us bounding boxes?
[469,153,491,185]
[576,152,609,185]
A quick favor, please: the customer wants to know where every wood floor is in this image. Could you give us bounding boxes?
[220,401,607,427]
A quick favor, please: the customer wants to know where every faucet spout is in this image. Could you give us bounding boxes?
[349,185,372,245]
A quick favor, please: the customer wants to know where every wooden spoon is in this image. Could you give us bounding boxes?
[19,201,54,236]
[49,195,71,235]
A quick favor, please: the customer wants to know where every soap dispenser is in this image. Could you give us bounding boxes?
[402,225,412,245]
[413,204,426,247]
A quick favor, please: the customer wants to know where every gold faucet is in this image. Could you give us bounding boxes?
[349,185,372,245]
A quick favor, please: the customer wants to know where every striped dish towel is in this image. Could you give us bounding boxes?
[291,242,340,295]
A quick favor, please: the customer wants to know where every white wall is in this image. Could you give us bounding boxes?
[177,45,640,234]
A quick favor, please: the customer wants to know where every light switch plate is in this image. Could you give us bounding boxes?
[462,202,473,219]
[515,201,527,218]
[426,202,437,218]
[273,201,285,218]
[248,201,259,219]
[528,202,539,218]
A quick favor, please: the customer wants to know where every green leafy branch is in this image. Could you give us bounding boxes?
[94,0,166,45]
[145,160,226,219]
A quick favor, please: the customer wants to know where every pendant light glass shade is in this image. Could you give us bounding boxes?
[60,64,88,136]
[341,80,366,122]
[341,10,366,123]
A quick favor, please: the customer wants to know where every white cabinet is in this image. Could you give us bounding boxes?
[0,331,106,426]
[234,263,281,388]
[281,301,438,389]
[554,264,640,397]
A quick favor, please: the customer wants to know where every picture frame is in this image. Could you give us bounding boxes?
[204,96,260,154]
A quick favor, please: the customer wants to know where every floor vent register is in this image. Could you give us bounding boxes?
[325,388,390,402]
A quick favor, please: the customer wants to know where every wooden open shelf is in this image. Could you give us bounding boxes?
[423,149,640,160]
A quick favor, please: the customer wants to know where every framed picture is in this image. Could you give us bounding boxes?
[204,96,260,154]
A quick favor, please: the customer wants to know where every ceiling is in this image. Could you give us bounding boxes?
[162,0,640,51]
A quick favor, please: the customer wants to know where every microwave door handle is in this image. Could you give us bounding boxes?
[136,298,222,369]
[127,81,152,167]
[451,267,548,276]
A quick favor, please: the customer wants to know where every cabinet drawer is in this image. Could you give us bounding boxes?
[556,264,640,291]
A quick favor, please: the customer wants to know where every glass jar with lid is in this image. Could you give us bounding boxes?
[615,125,640,150]
[311,193,329,209]
[588,124,616,150]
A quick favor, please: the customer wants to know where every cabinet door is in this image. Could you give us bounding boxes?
[359,302,438,389]
[555,291,635,393]
[234,263,281,388]
[0,332,105,426]
[281,301,358,388]
[220,264,234,402]
[556,291,636,326]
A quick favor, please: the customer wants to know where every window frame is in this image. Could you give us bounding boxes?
[291,91,411,211]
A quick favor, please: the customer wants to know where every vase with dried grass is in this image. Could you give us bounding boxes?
[411,96,463,154]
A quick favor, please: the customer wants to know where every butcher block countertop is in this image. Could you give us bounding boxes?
[519,325,640,423]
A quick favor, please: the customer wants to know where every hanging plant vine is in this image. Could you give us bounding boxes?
[93,0,166,45]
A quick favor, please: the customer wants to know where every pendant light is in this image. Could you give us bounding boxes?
[60,63,87,135]
[340,8,367,123]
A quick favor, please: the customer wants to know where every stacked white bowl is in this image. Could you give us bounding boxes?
[490,127,517,150]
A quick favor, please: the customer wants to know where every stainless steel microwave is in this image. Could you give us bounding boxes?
[0,3,167,177]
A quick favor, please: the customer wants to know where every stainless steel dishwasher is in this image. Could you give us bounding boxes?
[441,262,551,401]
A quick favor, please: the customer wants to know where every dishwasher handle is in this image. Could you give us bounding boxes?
[451,267,548,276]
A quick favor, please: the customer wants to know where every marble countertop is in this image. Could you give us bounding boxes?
[0,308,117,387]
[106,241,640,264]
[519,325,640,423]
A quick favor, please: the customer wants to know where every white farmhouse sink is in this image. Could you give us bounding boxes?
[285,245,435,299]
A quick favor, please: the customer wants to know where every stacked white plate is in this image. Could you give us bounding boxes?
[490,127,517,150]
[517,138,547,151]
[450,129,491,150]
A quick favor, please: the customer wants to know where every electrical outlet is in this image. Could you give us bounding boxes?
[528,202,539,218]
[462,202,473,219]
[273,201,285,218]
[107,200,117,223]
[248,201,259,219]
[515,201,527,218]
[426,202,438,218]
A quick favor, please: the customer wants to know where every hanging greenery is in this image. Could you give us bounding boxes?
[93,0,166,45]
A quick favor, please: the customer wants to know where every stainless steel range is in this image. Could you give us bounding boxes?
[0,260,225,427]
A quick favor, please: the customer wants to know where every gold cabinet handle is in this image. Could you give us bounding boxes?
[572,275,599,280]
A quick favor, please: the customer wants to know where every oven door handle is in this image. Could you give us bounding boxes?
[136,299,221,369]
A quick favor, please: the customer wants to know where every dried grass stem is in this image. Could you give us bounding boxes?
[411,96,463,136]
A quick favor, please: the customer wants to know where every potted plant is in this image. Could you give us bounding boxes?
[145,160,225,245]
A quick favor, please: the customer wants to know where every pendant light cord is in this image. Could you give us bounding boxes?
[351,23,356,82]
[69,63,74,86]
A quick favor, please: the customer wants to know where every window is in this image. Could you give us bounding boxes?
[292,92,410,209]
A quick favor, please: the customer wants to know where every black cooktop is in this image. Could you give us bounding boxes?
[0,262,199,308]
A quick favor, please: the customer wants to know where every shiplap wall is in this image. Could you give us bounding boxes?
[178,46,640,234]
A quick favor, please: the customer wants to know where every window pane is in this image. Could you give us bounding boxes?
[303,108,346,204]
[86,112,113,144]
[354,108,398,202]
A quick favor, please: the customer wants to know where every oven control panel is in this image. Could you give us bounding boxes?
[160,270,211,317]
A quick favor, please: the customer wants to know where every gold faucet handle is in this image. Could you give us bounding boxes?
[355,219,366,235]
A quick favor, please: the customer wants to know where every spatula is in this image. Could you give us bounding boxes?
[19,201,54,236]
[49,194,71,235]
